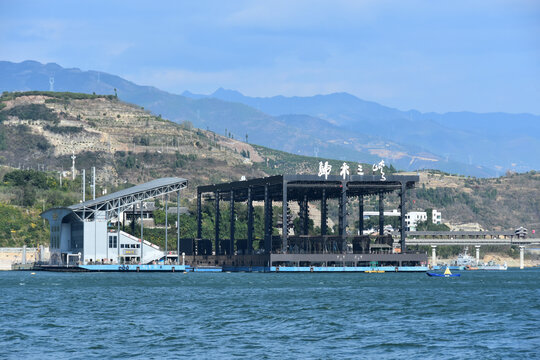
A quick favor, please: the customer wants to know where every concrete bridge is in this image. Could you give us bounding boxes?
[395,231,539,269]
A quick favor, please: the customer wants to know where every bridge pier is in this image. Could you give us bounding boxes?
[431,245,437,267]
[519,245,525,269]
[475,245,481,265]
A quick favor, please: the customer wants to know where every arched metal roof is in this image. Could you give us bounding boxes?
[43,177,188,221]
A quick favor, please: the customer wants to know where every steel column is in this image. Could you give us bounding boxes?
[106,203,109,262]
[196,192,202,239]
[358,195,364,235]
[117,207,121,264]
[302,194,309,235]
[321,189,327,236]
[229,190,235,255]
[282,181,288,253]
[247,186,254,254]
[400,184,406,253]
[140,200,144,264]
[131,203,135,233]
[264,184,271,253]
[177,190,180,264]
[165,194,168,256]
[214,191,220,255]
[339,181,347,252]
[379,192,384,236]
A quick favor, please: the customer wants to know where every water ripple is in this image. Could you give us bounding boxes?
[0,269,539,359]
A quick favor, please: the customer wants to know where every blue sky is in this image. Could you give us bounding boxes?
[1,0,539,114]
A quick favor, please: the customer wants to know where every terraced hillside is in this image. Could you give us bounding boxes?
[0,91,270,189]
[0,91,538,239]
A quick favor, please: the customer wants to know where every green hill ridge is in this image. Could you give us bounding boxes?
[0,91,538,250]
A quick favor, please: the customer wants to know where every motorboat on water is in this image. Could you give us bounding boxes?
[452,248,476,268]
[427,267,461,278]
[450,248,507,270]
[479,260,508,270]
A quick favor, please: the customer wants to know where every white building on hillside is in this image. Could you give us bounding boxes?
[405,211,427,231]
[432,209,442,224]
[405,209,442,231]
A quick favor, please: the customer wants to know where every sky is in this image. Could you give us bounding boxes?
[1,0,539,114]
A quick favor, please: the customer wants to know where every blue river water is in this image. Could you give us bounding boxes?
[1,269,539,359]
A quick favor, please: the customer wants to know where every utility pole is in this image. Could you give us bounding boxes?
[82,169,86,202]
[91,167,96,200]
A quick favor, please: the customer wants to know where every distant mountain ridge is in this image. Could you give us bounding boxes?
[185,88,540,175]
[2,60,539,176]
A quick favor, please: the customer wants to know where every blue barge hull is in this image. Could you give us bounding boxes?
[79,264,190,272]
[46,265,428,273]
[222,266,429,273]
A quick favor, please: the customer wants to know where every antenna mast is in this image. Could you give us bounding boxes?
[71,151,77,180]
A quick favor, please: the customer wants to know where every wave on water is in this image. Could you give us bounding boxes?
[0,270,539,359]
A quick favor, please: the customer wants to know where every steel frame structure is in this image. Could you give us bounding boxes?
[197,174,419,255]
[68,177,188,221]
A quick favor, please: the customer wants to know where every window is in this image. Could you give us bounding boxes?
[108,236,118,248]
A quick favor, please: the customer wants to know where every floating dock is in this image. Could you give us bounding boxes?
[23,263,428,273]
[80,264,190,272]
[267,266,428,273]
[33,174,430,274]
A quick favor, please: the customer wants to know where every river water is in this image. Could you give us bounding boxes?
[1,269,539,359]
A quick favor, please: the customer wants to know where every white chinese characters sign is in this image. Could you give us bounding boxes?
[372,160,386,181]
[318,161,332,180]
[316,160,387,181]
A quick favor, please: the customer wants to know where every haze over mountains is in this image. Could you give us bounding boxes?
[2,60,539,177]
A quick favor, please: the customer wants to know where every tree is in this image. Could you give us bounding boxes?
[4,169,49,189]
[293,217,315,235]
[22,185,36,207]
[125,155,136,169]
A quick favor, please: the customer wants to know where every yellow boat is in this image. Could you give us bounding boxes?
[365,270,385,273]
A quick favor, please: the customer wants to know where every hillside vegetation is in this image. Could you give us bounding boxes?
[0,91,538,249]
[9,60,540,177]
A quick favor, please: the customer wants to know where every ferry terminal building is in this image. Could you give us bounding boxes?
[40,173,427,270]
[41,178,187,265]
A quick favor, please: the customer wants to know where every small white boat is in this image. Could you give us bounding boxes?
[479,260,507,270]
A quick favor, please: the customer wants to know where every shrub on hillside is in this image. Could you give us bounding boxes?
[43,124,83,134]
[3,169,49,189]
[5,104,59,123]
